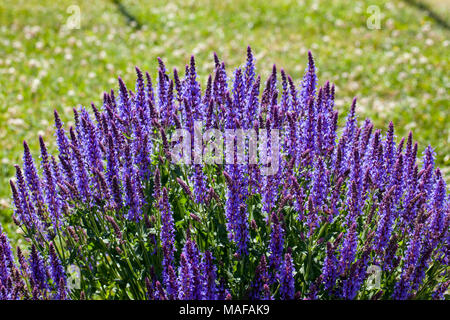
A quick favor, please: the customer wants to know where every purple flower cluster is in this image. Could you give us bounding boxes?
[6,47,448,300]
[278,252,295,300]
[160,187,176,288]
[149,235,219,300]
[11,65,164,238]
[0,226,66,300]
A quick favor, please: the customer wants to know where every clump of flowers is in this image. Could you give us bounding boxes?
[2,47,449,300]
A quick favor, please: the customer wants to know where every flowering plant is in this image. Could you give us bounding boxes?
[1,47,448,300]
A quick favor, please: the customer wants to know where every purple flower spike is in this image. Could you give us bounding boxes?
[124,173,141,222]
[279,252,295,300]
[23,141,46,220]
[29,244,48,292]
[160,187,176,288]
[384,121,396,185]
[269,213,284,273]
[166,265,178,300]
[48,242,66,299]
[202,250,217,300]
[54,110,75,186]
[339,222,358,276]
[375,186,396,253]
[177,253,192,300]
[299,51,318,110]
[39,136,61,229]
[322,242,339,295]
[69,127,91,203]
[244,46,256,96]
[311,155,328,213]
[117,76,132,126]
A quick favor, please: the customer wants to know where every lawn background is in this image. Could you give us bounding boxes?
[0,0,448,238]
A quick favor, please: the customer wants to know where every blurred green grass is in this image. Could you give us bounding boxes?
[0,0,449,235]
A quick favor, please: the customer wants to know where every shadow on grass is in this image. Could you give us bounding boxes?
[403,0,449,30]
[111,0,142,29]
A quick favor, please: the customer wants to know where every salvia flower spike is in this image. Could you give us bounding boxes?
[3,47,448,300]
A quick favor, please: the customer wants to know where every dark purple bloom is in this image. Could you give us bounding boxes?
[224,164,249,255]
[53,110,75,186]
[105,134,122,209]
[79,108,103,173]
[192,164,207,204]
[339,222,358,275]
[186,56,202,121]
[299,97,316,164]
[389,153,404,204]
[0,228,13,272]
[166,265,178,300]
[29,244,48,292]
[232,68,245,124]
[145,71,156,106]
[153,168,161,201]
[383,121,396,185]
[134,67,147,118]
[340,98,358,171]
[22,141,46,220]
[117,76,133,126]
[48,242,66,298]
[322,242,339,294]
[124,173,141,222]
[311,155,328,215]
[160,188,176,288]
[154,280,167,300]
[260,284,273,300]
[250,255,270,299]
[278,253,295,300]
[269,213,284,272]
[244,46,256,97]
[375,186,396,253]
[182,238,203,299]
[0,239,11,296]
[11,171,33,230]
[69,127,91,202]
[432,280,450,300]
[202,250,217,300]
[177,253,192,300]
[39,136,61,229]
[299,51,318,110]
[428,174,447,239]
